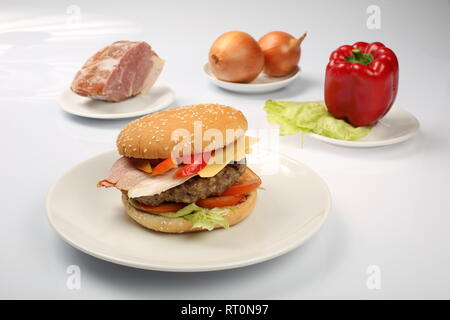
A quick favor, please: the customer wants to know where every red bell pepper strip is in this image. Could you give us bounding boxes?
[152,157,178,176]
[324,42,399,127]
[175,152,212,178]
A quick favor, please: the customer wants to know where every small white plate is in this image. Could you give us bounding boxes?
[309,108,419,147]
[202,63,300,93]
[46,151,330,272]
[57,83,176,119]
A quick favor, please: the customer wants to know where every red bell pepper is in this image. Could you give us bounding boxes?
[324,42,399,127]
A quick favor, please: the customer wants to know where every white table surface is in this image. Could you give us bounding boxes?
[1,0,449,299]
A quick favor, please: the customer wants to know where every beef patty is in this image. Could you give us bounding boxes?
[131,161,246,206]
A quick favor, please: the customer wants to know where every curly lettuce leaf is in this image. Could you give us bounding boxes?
[264,100,371,141]
[314,115,371,140]
[129,200,231,231]
[183,206,230,231]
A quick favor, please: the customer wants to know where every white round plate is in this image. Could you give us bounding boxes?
[57,83,175,119]
[46,151,331,272]
[202,63,300,93]
[309,108,419,147]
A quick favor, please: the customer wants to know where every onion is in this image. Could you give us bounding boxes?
[209,31,264,83]
[258,31,307,77]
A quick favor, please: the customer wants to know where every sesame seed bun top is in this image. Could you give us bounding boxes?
[116,104,248,159]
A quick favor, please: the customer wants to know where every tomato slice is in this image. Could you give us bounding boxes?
[221,168,261,196]
[132,201,186,213]
[196,194,244,208]
[152,157,178,176]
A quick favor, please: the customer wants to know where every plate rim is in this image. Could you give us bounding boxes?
[308,107,420,148]
[46,150,331,272]
[202,62,301,88]
[57,83,176,120]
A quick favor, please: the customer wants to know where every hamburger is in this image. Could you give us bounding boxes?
[98,104,261,233]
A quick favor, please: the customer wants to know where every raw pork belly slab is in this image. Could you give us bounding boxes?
[71,41,164,102]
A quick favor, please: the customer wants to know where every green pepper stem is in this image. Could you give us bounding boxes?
[345,49,374,66]
[351,49,363,60]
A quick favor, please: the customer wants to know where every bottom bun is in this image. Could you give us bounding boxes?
[122,191,257,233]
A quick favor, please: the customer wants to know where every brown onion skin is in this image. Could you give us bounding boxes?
[258,31,306,77]
[209,31,264,83]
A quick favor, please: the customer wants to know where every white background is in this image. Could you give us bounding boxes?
[0,0,449,299]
